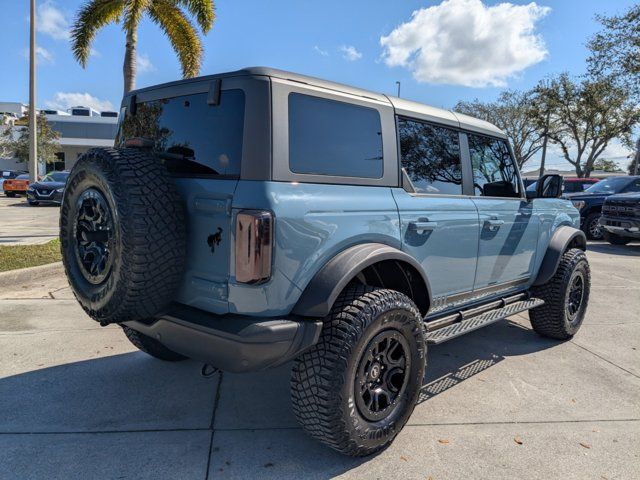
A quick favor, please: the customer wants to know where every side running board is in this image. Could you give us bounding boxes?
[425,294,544,345]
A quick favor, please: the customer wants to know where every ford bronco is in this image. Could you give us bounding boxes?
[60,67,590,456]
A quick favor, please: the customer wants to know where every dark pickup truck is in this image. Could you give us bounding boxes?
[599,193,640,245]
[565,176,640,240]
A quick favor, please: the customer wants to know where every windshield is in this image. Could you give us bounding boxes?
[584,177,631,194]
[43,172,69,183]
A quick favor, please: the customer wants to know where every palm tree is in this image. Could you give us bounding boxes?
[71,0,214,94]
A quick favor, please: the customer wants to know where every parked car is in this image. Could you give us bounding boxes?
[1,170,28,192]
[599,192,640,245]
[2,173,31,197]
[563,177,600,193]
[564,176,640,240]
[26,171,70,206]
[60,67,590,456]
[526,177,599,196]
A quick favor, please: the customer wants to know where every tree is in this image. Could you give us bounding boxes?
[592,158,621,173]
[71,0,215,94]
[629,139,640,176]
[454,90,543,169]
[535,74,640,178]
[587,4,640,96]
[0,114,61,165]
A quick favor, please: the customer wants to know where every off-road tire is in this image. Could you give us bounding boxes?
[122,325,187,361]
[60,147,186,325]
[584,212,603,240]
[604,231,630,246]
[291,286,427,457]
[529,248,590,339]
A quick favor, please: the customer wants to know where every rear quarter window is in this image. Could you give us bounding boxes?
[117,89,245,176]
[288,93,383,178]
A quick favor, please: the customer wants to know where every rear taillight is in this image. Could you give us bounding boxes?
[235,210,273,284]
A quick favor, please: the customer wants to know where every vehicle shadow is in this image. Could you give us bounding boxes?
[0,317,560,479]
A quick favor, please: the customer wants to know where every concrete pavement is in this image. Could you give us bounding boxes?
[0,195,59,245]
[0,243,638,479]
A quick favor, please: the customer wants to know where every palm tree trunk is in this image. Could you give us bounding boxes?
[123,27,137,94]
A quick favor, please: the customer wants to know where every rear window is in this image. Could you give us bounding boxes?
[288,93,383,178]
[117,90,245,176]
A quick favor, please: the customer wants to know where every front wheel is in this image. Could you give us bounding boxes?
[584,212,603,240]
[604,231,630,246]
[5,192,15,198]
[529,248,590,339]
[27,199,39,206]
[291,286,426,456]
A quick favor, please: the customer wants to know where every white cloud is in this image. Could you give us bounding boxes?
[313,46,329,57]
[137,53,156,73]
[380,0,550,87]
[45,92,114,112]
[37,1,70,41]
[340,45,362,61]
[22,46,54,64]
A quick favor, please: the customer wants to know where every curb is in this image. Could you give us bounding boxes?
[0,262,64,291]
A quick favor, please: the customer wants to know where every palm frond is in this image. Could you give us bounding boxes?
[71,0,125,66]
[123,0,152,33]
[176,0,215,33]
[148,1,203,78]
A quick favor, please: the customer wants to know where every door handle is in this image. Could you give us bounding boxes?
[485,217,504,231]
[409,220,438,233]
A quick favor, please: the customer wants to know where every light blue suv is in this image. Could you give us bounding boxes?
[60,67,590,456]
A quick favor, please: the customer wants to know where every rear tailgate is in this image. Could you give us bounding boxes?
[173,178,238,314]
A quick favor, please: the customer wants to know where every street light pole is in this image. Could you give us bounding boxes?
[28,0,38,182]
[634,138,640,176]
[396,81,401,98]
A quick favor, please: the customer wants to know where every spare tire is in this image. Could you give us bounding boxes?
[60,147,186,325]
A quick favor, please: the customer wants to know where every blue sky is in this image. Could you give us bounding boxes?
[2,0,637,171]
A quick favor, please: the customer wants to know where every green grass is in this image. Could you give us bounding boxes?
[0,239,62,273]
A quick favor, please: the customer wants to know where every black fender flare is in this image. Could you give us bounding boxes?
[533,226,587,286]
[292,243,432,318]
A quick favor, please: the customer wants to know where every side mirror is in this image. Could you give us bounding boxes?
[535,174,563,199]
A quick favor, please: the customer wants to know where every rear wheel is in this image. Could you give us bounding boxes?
[529,248,590,339]
[5,192,15,197]
[604,231,630,246]
[584,212,603,240]
[291,286,426,456]
[122,326,187,361]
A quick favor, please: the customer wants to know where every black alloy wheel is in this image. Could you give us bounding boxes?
[73,188,115,285]
[355,330,410,422]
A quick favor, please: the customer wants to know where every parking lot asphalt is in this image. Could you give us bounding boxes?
[0,195,60,245]
[0,242,638,479]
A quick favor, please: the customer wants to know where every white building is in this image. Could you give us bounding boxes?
[0,103,118,172]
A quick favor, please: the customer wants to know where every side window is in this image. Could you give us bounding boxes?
[398,118,462,195]
[468,134,520,197]
[288,93,383,178]
[624,179,640,192]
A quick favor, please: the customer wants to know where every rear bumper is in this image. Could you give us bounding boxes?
[599,216,640,238]
[123,304,322,373]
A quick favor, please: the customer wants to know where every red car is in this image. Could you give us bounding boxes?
[2,174,30,197]
[563,177,599,194]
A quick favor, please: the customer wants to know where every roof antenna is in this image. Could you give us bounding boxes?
[396,81,401,98]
